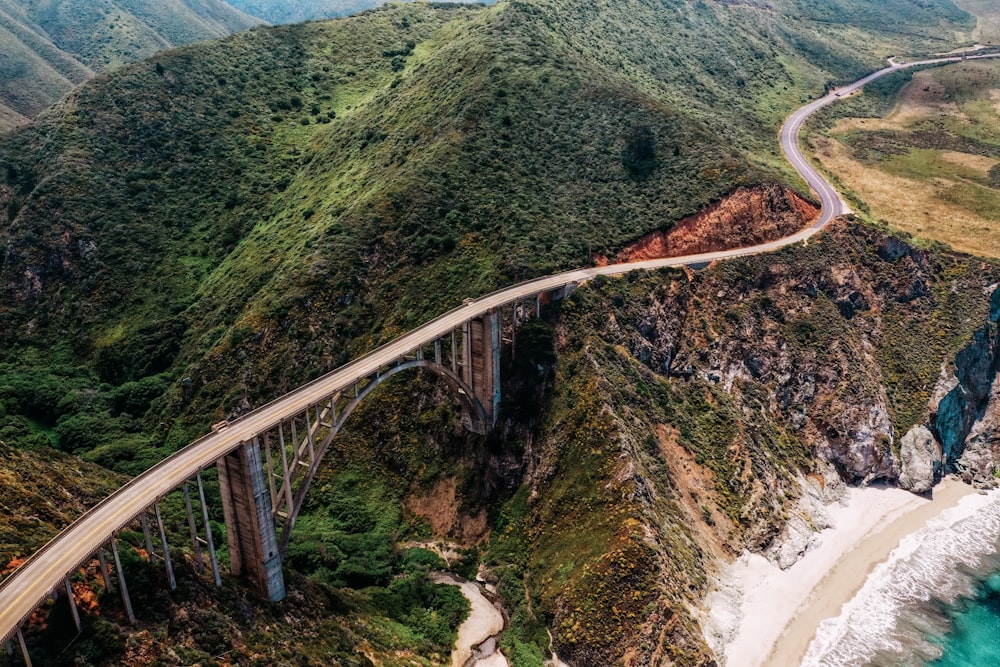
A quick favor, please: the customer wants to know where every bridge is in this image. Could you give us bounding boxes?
[2,51,997,666]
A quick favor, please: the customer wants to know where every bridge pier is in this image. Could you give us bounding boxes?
[141,514,155,562]
[65,578,81,633]
[153,503,176,591]
[196,474,222,588]
[462,310,501,433]
[109,539,135,626]
[217,440,286,602]
[15,628,30,667]
[96,548,113,593]
[183,484,205,573]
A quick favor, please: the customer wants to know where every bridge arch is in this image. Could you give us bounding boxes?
[272,359,489,555]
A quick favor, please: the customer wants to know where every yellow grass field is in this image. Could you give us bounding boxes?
[812,57,1000,258]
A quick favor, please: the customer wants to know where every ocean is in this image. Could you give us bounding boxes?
[800,489,1000,666]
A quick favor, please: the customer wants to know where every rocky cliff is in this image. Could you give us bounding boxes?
[487,218,1000,666]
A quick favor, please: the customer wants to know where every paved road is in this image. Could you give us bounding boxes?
[780,50,1000,232]
[3,50,1000,645]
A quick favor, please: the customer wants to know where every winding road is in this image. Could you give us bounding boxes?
[2,50,1000,647]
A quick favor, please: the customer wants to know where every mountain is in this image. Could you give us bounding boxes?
[223,0,402,23]
[0,0,263,132]
[223,0,497,25]
[0,0,988,664]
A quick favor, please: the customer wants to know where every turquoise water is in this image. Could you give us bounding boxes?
[801,491,1000,667]
[927,570,1000,667]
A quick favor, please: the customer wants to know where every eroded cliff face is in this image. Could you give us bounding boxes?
[928,288,1000,485]
[598,184,819,264]
[499,219,1000,666]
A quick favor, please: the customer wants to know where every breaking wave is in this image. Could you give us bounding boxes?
[801,489,1000,667]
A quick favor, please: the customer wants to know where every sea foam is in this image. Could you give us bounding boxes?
[802,489,1000,666]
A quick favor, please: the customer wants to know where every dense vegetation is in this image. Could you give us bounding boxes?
[0,0,990,664]
[0,0,975,462]
[0,0,261,131]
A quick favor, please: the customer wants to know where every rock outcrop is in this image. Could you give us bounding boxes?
[765,470,846,569]
[898,425,942,493]
[927,286,1000,485]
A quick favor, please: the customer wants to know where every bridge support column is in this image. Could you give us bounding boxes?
[110,539,135,626]
[16,628,30,667]
[183,484,204,573]
[154,503,177,591]
[217,440,286,602]
[196,474,222,588]
[96,548,113,593]
[65,578,81,633]
[465,310,501,432]
[141,514,155,562]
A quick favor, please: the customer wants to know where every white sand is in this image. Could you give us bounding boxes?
[705,478,974,667]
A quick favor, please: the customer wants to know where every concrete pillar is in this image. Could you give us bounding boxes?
[467,311,502,430]
[196,474,222,588]
[488,309,501,424]
[462,321,473,389]
[110,540,135,625]
[154,503,176,591]
[511,303,517,359]
[96,548,113,593]
[16,628,30,667]
[183,484,204,573]
[141,514,155,562]
[65,578,81,632]
[217,441,286,602]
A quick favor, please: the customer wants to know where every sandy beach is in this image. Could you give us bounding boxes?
[705,477,975,667]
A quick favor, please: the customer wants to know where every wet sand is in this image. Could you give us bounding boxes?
[707,477,974,666]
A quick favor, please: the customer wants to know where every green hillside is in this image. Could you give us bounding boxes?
[0,0,985,664]
[0,0,262,132]
[0,0,973,422]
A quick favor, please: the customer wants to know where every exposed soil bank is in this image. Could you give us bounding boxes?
[598,184,819,265]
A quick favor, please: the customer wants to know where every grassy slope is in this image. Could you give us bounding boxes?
[0,0,974,435]
[955,0,1000,43]
[488,221,1000,666]
[0,440,123,566]
[0,0,261,126]
[0,101,26,132]
[0,3,91,120]
[809,59,1000,257]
